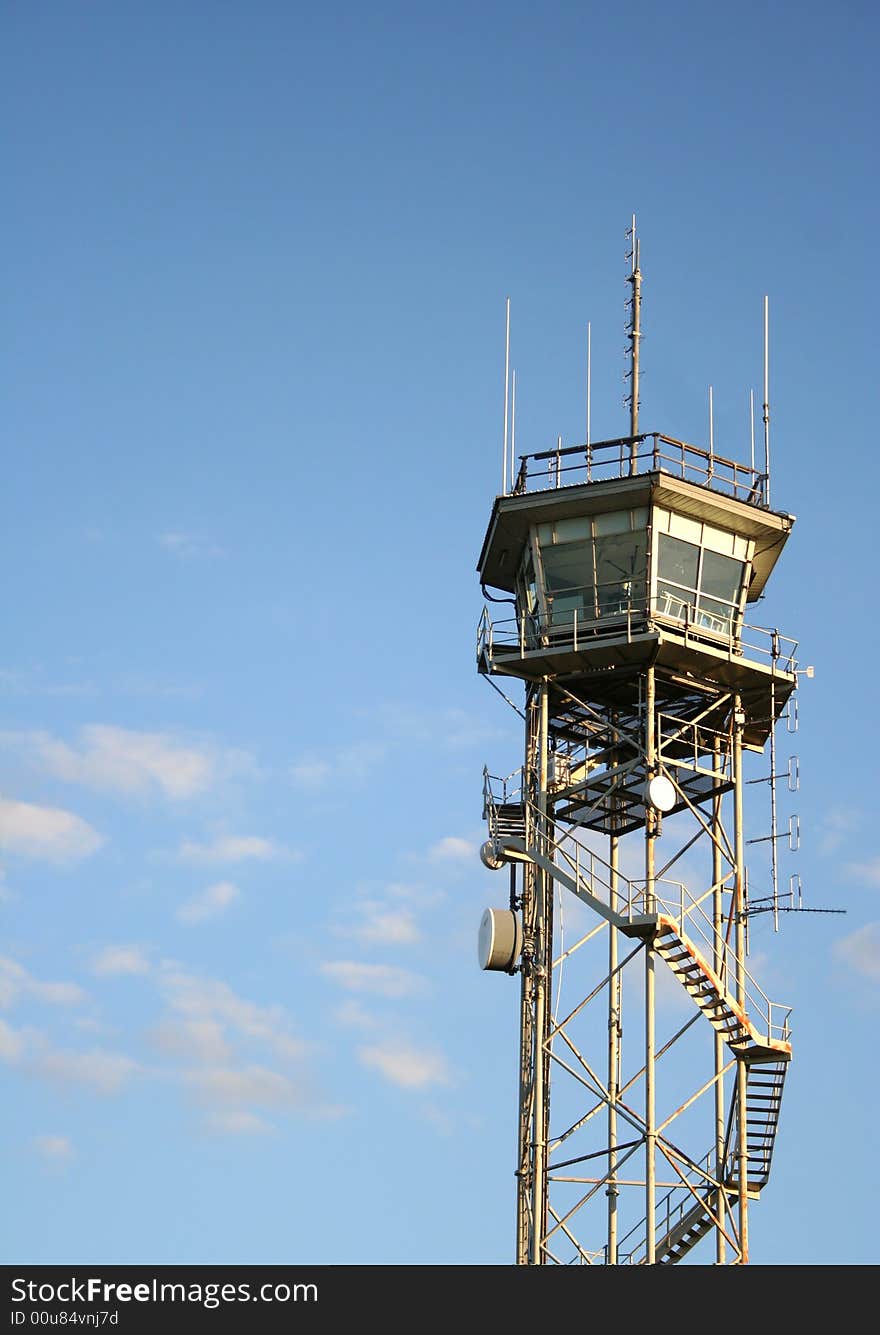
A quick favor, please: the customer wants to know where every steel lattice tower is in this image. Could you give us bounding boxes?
[475,228,802,1265]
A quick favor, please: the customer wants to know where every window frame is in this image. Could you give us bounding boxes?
[651,516,752,640]
[528,508,648,634]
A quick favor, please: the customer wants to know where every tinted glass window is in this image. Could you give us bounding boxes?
[542,541,593,592]
[595,532,646,586]
[701,549,743,604]
[658,534,699,588]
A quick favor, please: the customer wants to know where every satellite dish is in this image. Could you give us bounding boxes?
[480,839,506,870]
[646,774,677,813]
[478,907,522,972]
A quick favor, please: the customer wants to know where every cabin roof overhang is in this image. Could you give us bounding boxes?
[476,471,795,603]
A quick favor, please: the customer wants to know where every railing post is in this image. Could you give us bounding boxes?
[733,694,750,1262]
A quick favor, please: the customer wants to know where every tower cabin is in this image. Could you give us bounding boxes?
[477,433,798,798]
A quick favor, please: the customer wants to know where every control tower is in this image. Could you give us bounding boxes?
[475,223,802,1265]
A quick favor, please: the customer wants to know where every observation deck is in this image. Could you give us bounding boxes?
[476,432,798,748]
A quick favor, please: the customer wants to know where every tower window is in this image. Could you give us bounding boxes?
[534,509,647,629]
[656,534,745,635]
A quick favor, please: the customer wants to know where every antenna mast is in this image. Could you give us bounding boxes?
[511,368,517,488]
[763,295,771,507]
[502,297,511,495]
[626,215,642,472]
[586,321,592,448]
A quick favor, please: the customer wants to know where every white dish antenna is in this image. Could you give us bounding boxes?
[478,907,522,972]
[646,774,677,812]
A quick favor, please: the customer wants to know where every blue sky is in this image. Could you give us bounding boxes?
[2,1,877,1265]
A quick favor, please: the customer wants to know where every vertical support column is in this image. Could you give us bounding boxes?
[515,861,532,1266]
[607,712,620,1265]
[530,681,551,1264]
[713,734,727,1265]
[515,689,538,1266]
[644,665,657,1263]
[733,695,749,1264]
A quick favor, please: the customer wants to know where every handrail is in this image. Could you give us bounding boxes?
[481,771,792,1047]
[656,710,734,776]
[509,431,769,508]
[644,875,792,1046]
[482,765,524,809]
[616,1149,717,1265]
[476,603,798,675]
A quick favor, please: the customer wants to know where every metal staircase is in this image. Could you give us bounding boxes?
[652,917,791,1063]
[648,1059,789,1264]
[726,1059,788,1192]
[482,772,791,1265]
[492,802,527,843]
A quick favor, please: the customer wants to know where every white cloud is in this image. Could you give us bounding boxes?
[73,1017,109,1034]
[91,945,151,977]
[369,881,444,910]
[320,961,424,998]
[2,725,254,801]
[418,1103,457,1136]
[384,881,430,902]
[821,806,861,855]
[177,835,290,864]
[337,741,387,780]
[436,708,508,751]
[290,741,386,791]
[35,726,213,799]
[333,1000,378,1030]
[357,1040,450,1090]
[845,858,880,887]
[362,702,506,751]
[833,923,880,982]
[35,1048,139,1094]
[33,980,85,1005]
[290,758,332,789]
[185,1067,347,1131]
[0,1018,24,1060]
[0,1018,137,1094]
[428,836,476,862]
[155,971,342,1127]
[157,532,224,559]
[158,967,307,1062]
[151,1018,231,1064]
[205,1110,272,1135]
[0,797,104,863]
[186,1064,301,1109]
[176,881,241,924]
[33,1134,74,1162]
[0,957,87,1009]
[347,904,421,946]
[0,668,96,698]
